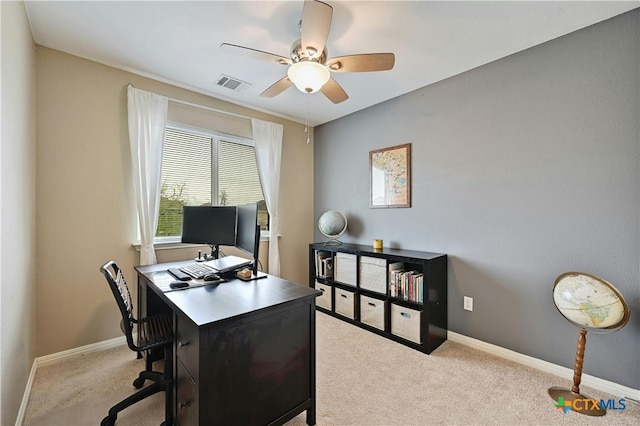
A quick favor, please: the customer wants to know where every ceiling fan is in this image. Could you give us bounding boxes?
[220,0,395,104]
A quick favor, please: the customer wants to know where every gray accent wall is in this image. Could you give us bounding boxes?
[314,10,639,389]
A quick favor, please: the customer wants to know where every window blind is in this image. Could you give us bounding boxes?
[218,140,264,206]
[161,128,212,206]
[156,127,266,238]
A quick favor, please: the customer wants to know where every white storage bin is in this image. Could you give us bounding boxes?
[359,256,387,293]
[334,253,357,286]
[360,295,385,330]
[315,282,332,310]
[391,303,422,344]
[334,288,356,319]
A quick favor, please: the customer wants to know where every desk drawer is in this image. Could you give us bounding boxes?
[335,288,356,319]
[176,313,199,377]
[315,281,332,310]
[176,357,198,426]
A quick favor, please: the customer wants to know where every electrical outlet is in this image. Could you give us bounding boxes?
[464,296,473,312]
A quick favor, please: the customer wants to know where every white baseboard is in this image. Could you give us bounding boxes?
[15,359,38,426]
[35,335,127,367]
[448,331,640,401]
[15,336,127,426]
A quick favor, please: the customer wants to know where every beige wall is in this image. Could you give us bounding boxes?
[1,2,38,424]
[35,47,314,356]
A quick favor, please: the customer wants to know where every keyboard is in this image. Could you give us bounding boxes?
[179,262,216,279]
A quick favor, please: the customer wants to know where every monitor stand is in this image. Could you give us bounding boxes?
[195,244,220,262]
[236,271,268,281]
[234,264,268,281]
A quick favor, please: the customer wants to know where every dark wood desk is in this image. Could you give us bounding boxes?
[135,261,321,426]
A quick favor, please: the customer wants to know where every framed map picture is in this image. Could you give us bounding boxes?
[369,143,411,208]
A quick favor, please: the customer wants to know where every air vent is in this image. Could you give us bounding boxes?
[215,74,251,93]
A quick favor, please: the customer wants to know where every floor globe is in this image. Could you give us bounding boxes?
[318,210,347,245]
[548,272,630,416]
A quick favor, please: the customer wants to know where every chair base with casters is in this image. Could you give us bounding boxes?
[101,341,172,426]
[100,261,174,426]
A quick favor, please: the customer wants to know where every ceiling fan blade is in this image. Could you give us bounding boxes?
[261,76,293,98]
[220,43,291,65]
[301,0,333,59]
[327,53,395,72]
[320,78,348,104]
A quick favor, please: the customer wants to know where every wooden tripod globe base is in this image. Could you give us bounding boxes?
[548,387,606,416]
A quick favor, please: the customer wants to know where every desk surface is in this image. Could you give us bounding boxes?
[136,261,320,327]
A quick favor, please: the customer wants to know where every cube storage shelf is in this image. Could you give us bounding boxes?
[309,243,448,354]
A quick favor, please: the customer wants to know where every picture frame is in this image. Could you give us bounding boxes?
[369,143,411,208]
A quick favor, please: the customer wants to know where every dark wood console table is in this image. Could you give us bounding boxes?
[136,261,321,425]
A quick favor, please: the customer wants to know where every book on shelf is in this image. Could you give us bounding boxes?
[388,262,405,298]
[323,257,333,279]
[389,268,424,303]
[315,250,333,279]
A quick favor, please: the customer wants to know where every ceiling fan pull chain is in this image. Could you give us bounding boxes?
[306,92,310,144]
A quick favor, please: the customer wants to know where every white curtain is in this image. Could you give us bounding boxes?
[127,85,168,265]
[251,118,283,277]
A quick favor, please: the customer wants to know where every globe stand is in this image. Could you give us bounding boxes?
[323,238,342,246]
[548,328,606,416]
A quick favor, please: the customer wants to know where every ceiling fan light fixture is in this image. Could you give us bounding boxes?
[287,61,330,94]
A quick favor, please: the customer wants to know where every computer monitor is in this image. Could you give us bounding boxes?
[181,206,237,259]
[236,203,263,277]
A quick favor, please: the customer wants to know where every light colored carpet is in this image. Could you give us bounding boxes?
[24,312,639,425]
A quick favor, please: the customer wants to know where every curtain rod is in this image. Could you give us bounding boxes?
[128,84,252,122]
[168,97,252,122]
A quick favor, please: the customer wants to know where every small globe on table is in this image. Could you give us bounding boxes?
[318,210,347,245]
[548,272,630,416]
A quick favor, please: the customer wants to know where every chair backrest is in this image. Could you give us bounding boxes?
[100,261,137,351]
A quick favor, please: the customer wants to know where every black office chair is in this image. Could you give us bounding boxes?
[99,261,174,426]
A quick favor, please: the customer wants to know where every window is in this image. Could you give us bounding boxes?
[156,125,268,241]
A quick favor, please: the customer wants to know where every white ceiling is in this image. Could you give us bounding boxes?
[24,1,638,126]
